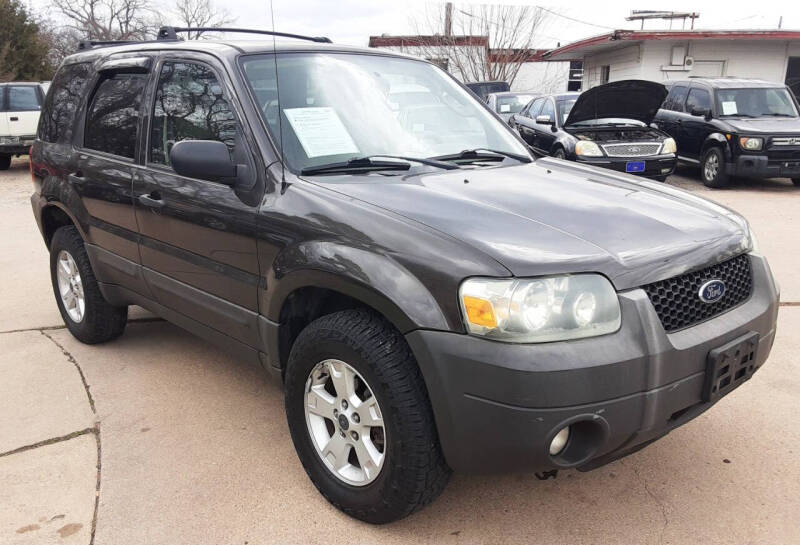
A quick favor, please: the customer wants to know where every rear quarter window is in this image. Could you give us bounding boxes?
[38,63,92,144]
[84,72,147,159]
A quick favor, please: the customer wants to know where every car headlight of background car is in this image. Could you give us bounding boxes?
[662,137,677,154]
[739,137,763,151]
[459,274,621,343]
[575,140,603,157]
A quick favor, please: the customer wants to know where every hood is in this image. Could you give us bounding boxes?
[308,159,750,290]
[719,116,800,134]
[565,80,668,127]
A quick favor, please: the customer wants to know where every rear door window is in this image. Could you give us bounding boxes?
[84,72,147,159]
[38,63,92,143]
[8,86,41,111]
[686,88,712,113]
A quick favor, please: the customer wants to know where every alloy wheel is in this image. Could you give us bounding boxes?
[304,359,387,486]
[56,250,85,323]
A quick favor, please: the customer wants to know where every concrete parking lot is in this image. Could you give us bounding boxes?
[1,156,798,544]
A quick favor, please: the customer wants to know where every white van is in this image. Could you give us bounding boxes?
[1,82,48,170]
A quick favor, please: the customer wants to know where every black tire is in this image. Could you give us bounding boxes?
[0,155,10,171]
[552,147,566,159]
[652,175,668,182]
[700,147,729,188]
[50,226,127,344]
[792,178,800,187]
[284,309,450,524]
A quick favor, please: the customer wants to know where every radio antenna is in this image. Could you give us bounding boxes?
[269,0,286,189]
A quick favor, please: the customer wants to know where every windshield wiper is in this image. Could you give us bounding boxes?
[431,148,532,164]
[300,155,459,176]
[760,113,796,117]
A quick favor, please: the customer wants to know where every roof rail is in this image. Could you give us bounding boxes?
[157,26,332,43]
[77,36,181,51]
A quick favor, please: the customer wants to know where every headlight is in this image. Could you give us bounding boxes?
[747,222,759,253]
[575,140,603,157]
[739,137,763,151]
[459,274,621,343]
[662,137,677,154]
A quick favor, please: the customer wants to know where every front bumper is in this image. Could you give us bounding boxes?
[406,254,779,473]
[727,154,800,179]
[576,153,676,179]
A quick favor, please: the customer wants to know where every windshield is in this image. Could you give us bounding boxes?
[495,94,534,114]
[557,99,576,125]
[716,87,799,117]
[241,53,527,173]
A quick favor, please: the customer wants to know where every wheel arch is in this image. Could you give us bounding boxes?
[701,133,732,161]
[40,202,85,249]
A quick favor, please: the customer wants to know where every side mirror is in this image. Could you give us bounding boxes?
[536,114,554,125]
[690,107,711,118]
[169,140,238,185]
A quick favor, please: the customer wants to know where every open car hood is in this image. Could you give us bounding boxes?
[565,80,668,127]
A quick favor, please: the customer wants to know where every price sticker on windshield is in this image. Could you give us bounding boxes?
[284,107,360,158]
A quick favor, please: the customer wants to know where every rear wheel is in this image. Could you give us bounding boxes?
[0,155,10,170]
[284,309,450,524]
[792,178,800,187]
[50,226,128,344]
[701,147,729,188]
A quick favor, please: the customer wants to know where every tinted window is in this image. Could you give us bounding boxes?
[85,73,146,159]
[39,63,92,144]
[686,88,712,113]
[557,99,576,124]
[665,85,688,112]
[8,86,40,111]
[539,99,555,122]
[150,61,238,166]
[528,98,545,118]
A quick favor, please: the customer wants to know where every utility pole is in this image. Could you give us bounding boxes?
[444,2,453,36]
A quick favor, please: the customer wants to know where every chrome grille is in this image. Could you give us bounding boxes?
[602,143,662,157]
[770,137,800,147]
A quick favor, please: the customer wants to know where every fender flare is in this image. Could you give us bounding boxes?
[265,241,451,334]
[701,133,732,161]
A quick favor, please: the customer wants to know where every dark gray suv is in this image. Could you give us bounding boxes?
[31,28,779,524]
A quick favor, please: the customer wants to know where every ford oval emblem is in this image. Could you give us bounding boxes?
[699,279,726,303]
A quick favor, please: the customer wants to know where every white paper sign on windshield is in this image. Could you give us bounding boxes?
[500,104,511,113]
[284,107,359,158]
[721,101,738,115]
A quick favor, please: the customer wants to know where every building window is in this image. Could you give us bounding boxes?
[671,45,687,66]
[600,65,610,84]
[568,60,583,92]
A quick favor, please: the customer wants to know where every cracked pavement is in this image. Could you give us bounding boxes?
[1,157,799,544]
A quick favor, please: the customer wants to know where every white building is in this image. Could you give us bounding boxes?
[368,35,579,94]
[543,29,800,96]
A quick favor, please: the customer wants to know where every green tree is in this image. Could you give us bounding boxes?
[0,0,54,81]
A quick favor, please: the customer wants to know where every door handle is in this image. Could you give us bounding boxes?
[9,117,19,122]
[68,171,86,184]
[138,192,165,208]
[676,119,683,125]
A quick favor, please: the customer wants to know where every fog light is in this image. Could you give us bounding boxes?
[661,168,672,174]
[549,426,570,456]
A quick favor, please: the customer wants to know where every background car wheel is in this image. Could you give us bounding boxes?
[50,226,127,344]
[792,178,800,187]
[652,175,668,182]
[284,309,450,524]
[701,147,729,188]
[553,148,566,159]
[0,155,11,170]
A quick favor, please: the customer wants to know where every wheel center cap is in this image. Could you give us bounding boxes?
[338,413,350,430]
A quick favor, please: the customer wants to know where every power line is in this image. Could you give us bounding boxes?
[537,7,617,31]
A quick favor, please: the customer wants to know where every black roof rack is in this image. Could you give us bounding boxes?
[157,26,332,43]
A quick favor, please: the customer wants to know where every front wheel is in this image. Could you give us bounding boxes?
[552,148,566,159]
[701,147,730,188]
[0,155,10,170]
[284,309,450,524]
[50,226,128,344]
[792,178,800,187]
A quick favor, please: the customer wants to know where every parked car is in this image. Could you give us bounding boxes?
[465,80,510,101]
[511,80,677,181]
[654,77,800,187]
[31,29,778,524]
[486,91,537,122]
[0,82,48,170]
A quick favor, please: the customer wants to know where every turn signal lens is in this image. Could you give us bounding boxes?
[462,296,498,328]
